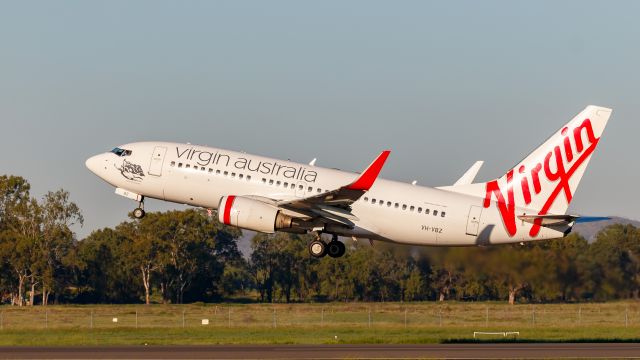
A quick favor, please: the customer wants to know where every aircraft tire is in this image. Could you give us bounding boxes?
[327,240,345,258]
[133,208,146,219]
[309,240,326,258]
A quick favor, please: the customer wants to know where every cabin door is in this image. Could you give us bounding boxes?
[149,146,167,176]
[465,206,483,236]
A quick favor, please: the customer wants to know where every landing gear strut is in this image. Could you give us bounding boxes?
[133,197,146,219]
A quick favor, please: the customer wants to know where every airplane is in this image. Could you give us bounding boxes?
[86,105,612,258]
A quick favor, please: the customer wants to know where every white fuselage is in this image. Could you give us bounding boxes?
[86,141,566,246]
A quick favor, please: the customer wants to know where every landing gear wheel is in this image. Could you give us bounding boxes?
[132,196,146,219]
[327,240,346,258]
[308,240,327,258]
[133,207,146,219]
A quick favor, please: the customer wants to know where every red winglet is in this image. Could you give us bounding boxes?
[346,150,391,191]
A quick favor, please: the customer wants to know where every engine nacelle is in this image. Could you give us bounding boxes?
[218,196,294,233]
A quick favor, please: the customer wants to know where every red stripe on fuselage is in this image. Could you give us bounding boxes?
[223,196,236,225]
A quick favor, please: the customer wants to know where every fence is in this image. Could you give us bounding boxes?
[0,303,637,330]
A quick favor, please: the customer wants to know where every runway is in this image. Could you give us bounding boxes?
[0,344,639,359]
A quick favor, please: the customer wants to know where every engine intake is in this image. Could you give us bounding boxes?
[218,196,295,233]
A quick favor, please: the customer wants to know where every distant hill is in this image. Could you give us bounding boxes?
[572,216,640,242]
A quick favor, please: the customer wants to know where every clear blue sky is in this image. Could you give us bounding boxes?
[1,1,638,238]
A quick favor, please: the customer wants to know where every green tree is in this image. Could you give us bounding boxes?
[37,190,83,305]
[588,224,640,300]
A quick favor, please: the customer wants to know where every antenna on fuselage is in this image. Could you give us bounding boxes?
[411,180,417,185]
[309,158,317,166]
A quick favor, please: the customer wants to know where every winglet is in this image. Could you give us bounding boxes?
[346,150,391,191]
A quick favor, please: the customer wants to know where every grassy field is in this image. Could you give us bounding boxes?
[0,302,639,345]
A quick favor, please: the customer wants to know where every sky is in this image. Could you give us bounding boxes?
[1,1,639,239]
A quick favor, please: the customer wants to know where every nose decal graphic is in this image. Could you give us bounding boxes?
[115,159,145,182]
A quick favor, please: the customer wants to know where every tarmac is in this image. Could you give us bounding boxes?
[0,343,638,359]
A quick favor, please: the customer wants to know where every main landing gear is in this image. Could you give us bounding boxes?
[308,234,346,259]
[132,197,146,219]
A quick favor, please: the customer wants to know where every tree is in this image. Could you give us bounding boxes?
[37,190,83,305]
[76,228,141,303]
[118,219,163,305]
[250,233,278,302]
[588,224,640,300]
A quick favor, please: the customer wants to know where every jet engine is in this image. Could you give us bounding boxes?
[218,196,296,233]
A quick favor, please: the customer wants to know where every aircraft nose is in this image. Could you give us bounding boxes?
[85,154,106,175]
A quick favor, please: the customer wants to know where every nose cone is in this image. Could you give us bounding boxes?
[85,154,104,176]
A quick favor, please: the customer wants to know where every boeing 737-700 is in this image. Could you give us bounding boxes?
[86,105,611,258]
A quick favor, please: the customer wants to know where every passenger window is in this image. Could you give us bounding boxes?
[269,179,274,185]
[402,204,407,210]
[239,174,243,179]
[433,210,438,216]
[231,173,236,178]
[308,186,313,192]
[186,164,191,169]
[410,206,415,211]
[298,185,303,190]
[291,184,295,189]
[170,161,176,167]
[425,209,430,215]
[276,181,281,186]
[387,201,391,207]
[284,182,288,188]
[364,197,369,202]
[418,207,422,213]
[224,171,228,176]
[262,178,267,183]
[395,203,399,208]
[441,212,446,217]
[208,168,213,173]
[202,167,206,171]
[216,170,221,174]
[178,163,183,168]
[379,200,383,205]
[317,188,321,193]
[372,198,376,204]
[247,175,251,181]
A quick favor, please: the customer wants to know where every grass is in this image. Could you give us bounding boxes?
[0,302,639,345]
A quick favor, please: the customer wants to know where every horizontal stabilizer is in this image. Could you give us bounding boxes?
[518,214,579,226]
[575,216,611,223]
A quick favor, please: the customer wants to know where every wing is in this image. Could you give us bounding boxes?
[276,150,390,225]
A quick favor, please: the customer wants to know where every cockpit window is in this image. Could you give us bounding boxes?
[111,148,132,157]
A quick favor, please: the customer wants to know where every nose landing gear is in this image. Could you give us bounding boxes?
[133,197,146,219]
